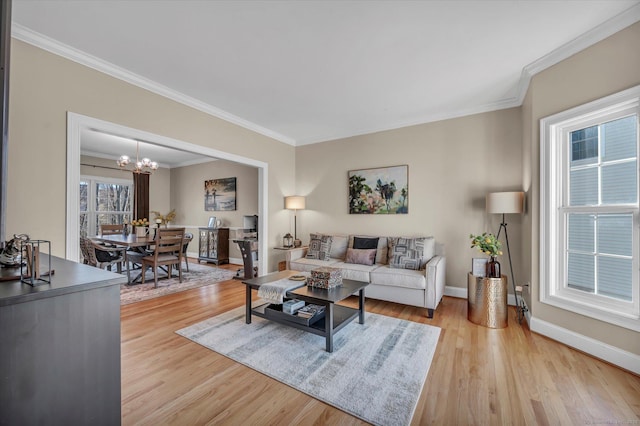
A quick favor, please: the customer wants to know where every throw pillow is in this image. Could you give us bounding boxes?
[344,248,377,266]
[353,236,379,250]
[306,233,333,261]
[388,237,429,270]
[329,234,349,260]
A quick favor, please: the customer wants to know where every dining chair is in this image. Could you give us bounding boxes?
[80,237,125,273]
[141,227,185,287]
[182,232,193,272]
[100,224,124,235]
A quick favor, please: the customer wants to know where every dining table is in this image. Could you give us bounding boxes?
[92,234,156,284]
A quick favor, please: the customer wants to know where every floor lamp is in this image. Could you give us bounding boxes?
[285,196,306,247]
[486,191,525,323]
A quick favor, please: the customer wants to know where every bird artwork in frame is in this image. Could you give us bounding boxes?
[348,165,408,214]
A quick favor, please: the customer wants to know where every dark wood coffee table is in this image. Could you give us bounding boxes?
[242,270,368,352]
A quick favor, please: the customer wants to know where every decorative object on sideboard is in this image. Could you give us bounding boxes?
[348,164,408,214]
[469,232,502,278]
[117,141,158,174]
[486,191,526,323]
[207,216,217,229]
[0,233,29,267]
[285,196,305,247]
[205,177,237,211]
[20,238,52,286]
[283,233,293,248]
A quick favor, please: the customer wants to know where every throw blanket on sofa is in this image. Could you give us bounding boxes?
[257,273,308,304]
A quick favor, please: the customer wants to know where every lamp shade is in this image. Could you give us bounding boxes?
[486,192,524,214]
[285,196,306,210]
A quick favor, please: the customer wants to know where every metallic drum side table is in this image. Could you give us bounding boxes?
[467,273,508,328]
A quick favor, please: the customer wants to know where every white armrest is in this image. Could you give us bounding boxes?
[285,247,308,269]
[424,255,446,312]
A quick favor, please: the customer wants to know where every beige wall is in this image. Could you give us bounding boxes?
[170,159,258,259]
[8,39,295,271]
[522,22,640,354]
[295,108,523,291]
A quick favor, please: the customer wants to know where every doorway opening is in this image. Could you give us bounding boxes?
[66,112,269,275]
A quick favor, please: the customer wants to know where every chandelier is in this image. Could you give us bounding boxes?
[116,141,158,174]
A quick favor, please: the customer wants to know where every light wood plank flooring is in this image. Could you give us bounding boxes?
[121,263,640,425]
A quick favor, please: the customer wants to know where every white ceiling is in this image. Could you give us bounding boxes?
[12,0,640,150]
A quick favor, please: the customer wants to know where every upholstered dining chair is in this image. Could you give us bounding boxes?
[141,227,185,287]
[80,237,125,273]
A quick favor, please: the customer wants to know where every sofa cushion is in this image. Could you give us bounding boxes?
[388,237,433,270]
[306,233,332,261]
[370,265,426,290]
[353,236,379,250]
[349,235,389,264]
[329,234,349,260]
[330,261,380,282]
[345,248,376,266]
[290,257,339,272]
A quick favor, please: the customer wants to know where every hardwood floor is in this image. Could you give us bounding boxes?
[121,263,640,425]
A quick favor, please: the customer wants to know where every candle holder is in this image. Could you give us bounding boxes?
[20,239,52,286]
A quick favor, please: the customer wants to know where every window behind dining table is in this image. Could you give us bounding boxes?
[80,175,133,237]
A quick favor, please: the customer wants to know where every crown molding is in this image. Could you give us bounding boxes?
[295,98,520,146]
[513,3,640,106]
[11,23,297,146]
[12,3,640,147]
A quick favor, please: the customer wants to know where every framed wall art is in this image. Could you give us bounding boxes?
[205,177,236,211]
[348,165,408,214]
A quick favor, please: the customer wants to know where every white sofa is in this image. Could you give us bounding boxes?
[286,234,446,318]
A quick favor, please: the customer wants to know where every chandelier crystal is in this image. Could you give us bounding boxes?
[117,141,158,173]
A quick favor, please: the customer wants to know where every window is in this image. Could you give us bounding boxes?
[541,85,640,331]
[80,175,133,237]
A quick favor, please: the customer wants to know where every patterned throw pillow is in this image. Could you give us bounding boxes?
[306,233,333,261]
[388,237,428,270]
[344,248,377,266]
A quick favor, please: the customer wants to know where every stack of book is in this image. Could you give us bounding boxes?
[297,304,325,319]
[282,299,305,315]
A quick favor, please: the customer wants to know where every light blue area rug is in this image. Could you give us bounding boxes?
[176,305,441,426]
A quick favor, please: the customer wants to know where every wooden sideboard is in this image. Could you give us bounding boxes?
[198,227,230,265]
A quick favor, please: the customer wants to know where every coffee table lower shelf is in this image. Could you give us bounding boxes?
[252,302,359,336]
[242,270,368,352]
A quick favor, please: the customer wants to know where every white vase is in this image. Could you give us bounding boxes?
[135,226,148,237]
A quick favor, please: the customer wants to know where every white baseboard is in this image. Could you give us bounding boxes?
[445,286,639,374]
[529,316,640,376]
[444,285,518,306]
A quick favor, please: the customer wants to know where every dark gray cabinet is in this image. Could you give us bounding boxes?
[198,227,229,265]
[0,257,125,426]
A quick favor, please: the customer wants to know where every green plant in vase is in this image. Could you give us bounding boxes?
[470,232,503,278]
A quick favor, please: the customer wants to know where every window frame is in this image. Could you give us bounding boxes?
[80,174,133,237]
[540,85,640,332]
